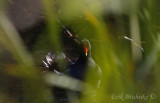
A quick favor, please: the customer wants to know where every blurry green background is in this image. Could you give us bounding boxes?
[0,0,160,103]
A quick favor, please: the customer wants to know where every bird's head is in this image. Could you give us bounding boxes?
[81,39,91,57]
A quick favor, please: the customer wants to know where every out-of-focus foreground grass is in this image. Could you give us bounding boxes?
[0,0,160,103]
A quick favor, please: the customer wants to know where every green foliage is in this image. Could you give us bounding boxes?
[0,0,160,103]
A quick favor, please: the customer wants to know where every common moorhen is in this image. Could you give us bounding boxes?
[42,51,75,103]
[68,39,102,88]
[42,51,74,74]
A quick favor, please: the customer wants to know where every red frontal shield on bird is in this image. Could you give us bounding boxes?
[83,42,88,56]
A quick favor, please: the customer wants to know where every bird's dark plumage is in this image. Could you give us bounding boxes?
[42,51,74,74]
[68,39,102,88]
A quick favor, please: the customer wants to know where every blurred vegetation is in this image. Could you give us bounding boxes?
[0,0,160,103]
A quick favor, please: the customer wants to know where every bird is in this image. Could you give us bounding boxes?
[41,39,102,102]
[68,39,102,88]
[42,51,74,74]
[42,51,74,103]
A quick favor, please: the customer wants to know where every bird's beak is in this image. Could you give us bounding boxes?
[85,52,87,56]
